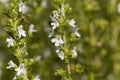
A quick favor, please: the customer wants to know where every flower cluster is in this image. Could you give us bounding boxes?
[6,25,26,47]
[6,1,28,47]
[49,3,81,60]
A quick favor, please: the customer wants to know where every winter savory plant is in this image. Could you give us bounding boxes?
[49,0,83,80]
[3,0,83,80]
[5,0,39,80]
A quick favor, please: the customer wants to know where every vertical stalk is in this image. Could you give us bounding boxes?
[67,61,71,79]
[63,34,71,79]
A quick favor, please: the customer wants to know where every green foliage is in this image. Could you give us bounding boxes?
[0,0,120,80]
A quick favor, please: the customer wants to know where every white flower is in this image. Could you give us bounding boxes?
[15,63,26,76]
[118,3,120,13]
[51,35,64,46]
[56,50,64,60]
[41,0,47,8]
[71,47,77,58]
[6,60,16,69]
[52,10,59,19]
[51,21,59,30]
[34,75,40,80]
[50,16,59,30]
[18,25,26,38]
[6,37,14,47]
[61,4,65,17]
[74,28,81,38]
[0,0,8,4]
[29,24,37,34]
[19,2,28,14]
[35,56,42,61]
[68,19,76,27]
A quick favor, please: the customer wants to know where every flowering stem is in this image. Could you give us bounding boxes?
[49,0,81,79]
[64,34,71,79]
[67,61,71,79]
[5,0,30,79]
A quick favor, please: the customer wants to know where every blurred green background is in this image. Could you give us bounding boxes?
[0,0,120,80]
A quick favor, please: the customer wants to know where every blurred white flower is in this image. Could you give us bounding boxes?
[51,35,64,46]
[56,50,64,60]
[50,16,59,30]
[34,75,40,80]
[68,19,76,27]
[44,48,51,58]
[61,4,65,17]
[18,25,26,38]
[15,63,26,76]
[48,31,54,38]
[41,0,47,8]
[0,0,8,4]
[77,44,83,53]
[6,60,16,69]
[71,47,77,58]
[6,37,14,47]
[118,3,120,13]
[29,24,37,34]
[35,56,42,61]
[24,78,29,80]
[74,28,81,38]
[19,2,28,14]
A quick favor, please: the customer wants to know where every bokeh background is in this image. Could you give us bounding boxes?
[0,0,120,80]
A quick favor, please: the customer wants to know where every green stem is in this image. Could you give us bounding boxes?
[67,62,70,76]
[63,32,71,79]
[67,61,71,80]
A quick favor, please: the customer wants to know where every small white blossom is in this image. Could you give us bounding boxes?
[51,21,59,30]
[56,50,64,60]
[6,60,16,69]
[118,3,120,13]
[51,35,64,46]
[74,28,81,38]
[71,47,77,58]
[50,16,59,30]
[61,4,65,17]
[6,37,14,47]
[29,24,37,34]
[52,10,59,19]
[22,45,28,55]
[15,63,26,76]
[19,2,28,14]
[34,75,40,80]
[68,19,76,27]
[18,25,26,38]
